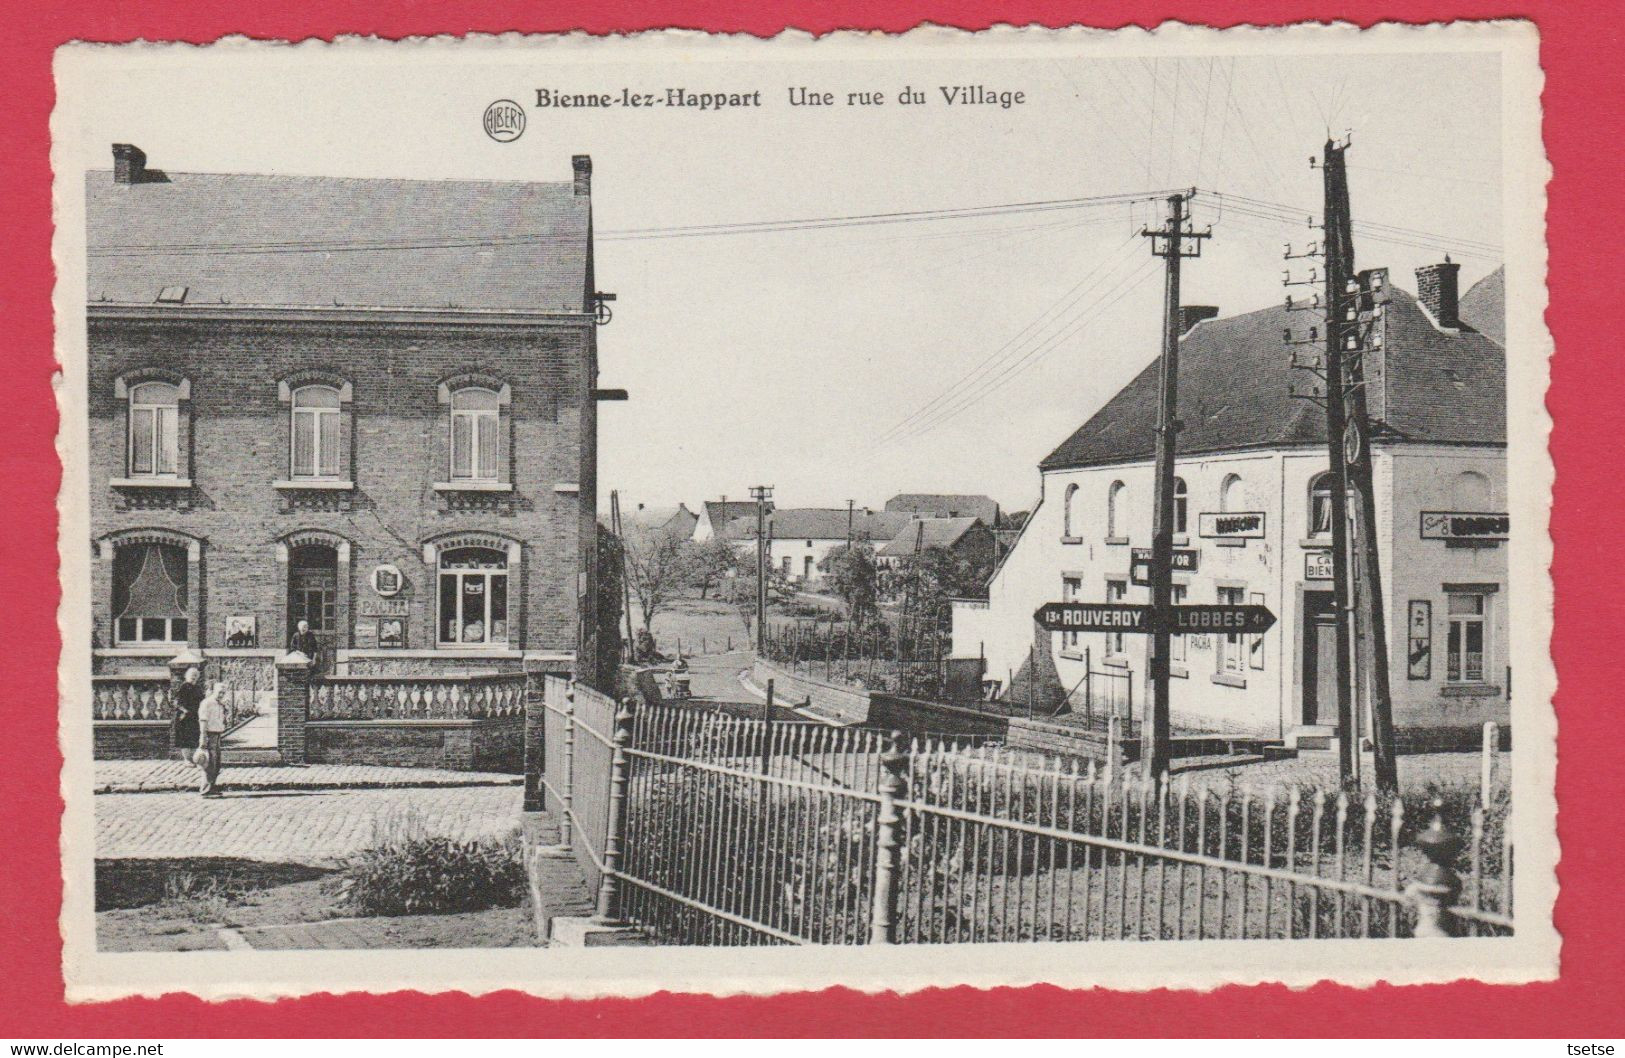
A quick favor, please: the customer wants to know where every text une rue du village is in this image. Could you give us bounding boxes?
[532,85,1027,111]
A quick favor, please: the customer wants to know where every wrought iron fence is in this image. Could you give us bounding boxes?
[309,672,526,721]
[538,689,1513,946]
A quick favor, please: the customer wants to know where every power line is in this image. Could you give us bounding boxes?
[873,232,1143,445]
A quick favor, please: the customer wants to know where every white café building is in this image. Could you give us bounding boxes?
[952,262,1509,750]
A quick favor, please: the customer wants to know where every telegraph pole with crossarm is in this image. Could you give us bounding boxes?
[1141,192,1210,782]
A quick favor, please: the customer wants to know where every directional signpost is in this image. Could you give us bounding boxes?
[1033,602,1276,635]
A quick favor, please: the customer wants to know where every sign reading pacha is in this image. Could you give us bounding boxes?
[1198,511,1266,539]
[1419,511,1509,541]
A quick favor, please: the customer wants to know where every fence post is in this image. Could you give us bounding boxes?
[274,652,311,765]
[1406,801,1464,937]
[1106,713,1122,782]
[522,658,547,812]
[868,730,909,944]
[1481,721,1499,810]
[558,687,577,853]
[762,678,775,775]
[593,698,636,924]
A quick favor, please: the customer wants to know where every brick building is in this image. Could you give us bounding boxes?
[87,145,602,683]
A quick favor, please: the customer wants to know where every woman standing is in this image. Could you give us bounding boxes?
[172,666,203,763]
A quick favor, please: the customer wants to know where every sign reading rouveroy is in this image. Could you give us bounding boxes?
[1034,602,1276,634]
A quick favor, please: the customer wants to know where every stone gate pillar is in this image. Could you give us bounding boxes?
[276,652,312,765]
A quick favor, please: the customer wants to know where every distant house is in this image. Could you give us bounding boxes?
[725,507,914,584]
[693,496,770,543]
[875,516,995,572]
[623,502,698,540]
[885,493,1000,525]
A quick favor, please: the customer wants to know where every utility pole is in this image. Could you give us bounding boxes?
[751,485,773,655]
[609,490,636,661]
[846,499,856,550]
[1320,140,1399,790]
[1141,192,1210,782]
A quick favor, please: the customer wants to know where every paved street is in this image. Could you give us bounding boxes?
[96,758,522,793]
[97,783,524,866]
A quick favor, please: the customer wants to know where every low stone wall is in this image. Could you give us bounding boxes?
[306,716,524,771]
[751,658,870,724]
[866,693,1115,763]
[94,720,171,760]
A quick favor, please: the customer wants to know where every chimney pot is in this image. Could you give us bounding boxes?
[1415,259,1462,329]
[112,143,147,185]
[572,154,592,196]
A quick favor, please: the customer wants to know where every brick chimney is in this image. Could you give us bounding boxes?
[112,143,147,185]
[1179,305,1219,334]
[1415,257,1461,329]
[572,154,592,196]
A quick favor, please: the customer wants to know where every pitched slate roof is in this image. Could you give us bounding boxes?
[877,516,983,557]
[1039,281,1506,471]
[86,168,590,313]
[884,493,1000,523]
[725,508,915,543]
[1460,266,1506,346]
[703,500,766,536]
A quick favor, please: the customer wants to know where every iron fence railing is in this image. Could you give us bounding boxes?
[537,688,1514,946]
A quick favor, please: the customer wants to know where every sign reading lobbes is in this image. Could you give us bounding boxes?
[1420,511,1509,541]
[1034,602,1276,634]
[1198,511,1266,539]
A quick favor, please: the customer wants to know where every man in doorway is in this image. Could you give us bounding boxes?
[288,618,322,675]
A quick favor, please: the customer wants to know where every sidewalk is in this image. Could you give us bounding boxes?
[95,758,523,793]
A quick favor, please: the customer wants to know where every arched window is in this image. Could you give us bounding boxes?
[127,381,179,477]
[1220,473,1244,513]
[1308,472,1335,537]
[1454,470,1491,510]
[1063,483,1080,539]
[112,541,189,644]
[1106,480,1125,539]
[1172,477,1188,535]
[450,387,502,481]
[438,546,509,646]
[290,385,342,479]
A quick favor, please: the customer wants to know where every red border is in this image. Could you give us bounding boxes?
[3,1,1621,1037]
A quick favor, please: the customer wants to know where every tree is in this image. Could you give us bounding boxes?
[685,537,739,599]
[820,542,879,627]
[591,525,626,690]
[622,524,690,636]
[894,544,993,637]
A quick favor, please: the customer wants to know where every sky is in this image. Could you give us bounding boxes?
[55,32,1508,516]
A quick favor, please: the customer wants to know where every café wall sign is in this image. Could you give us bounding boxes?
[1198,511,1266,539]
[1419,511,1509,542]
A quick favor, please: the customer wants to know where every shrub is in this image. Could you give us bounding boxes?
[337,817,526,916]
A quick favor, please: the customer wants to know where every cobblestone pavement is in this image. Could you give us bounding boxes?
[96,759,522,793]
[96,784,524,866]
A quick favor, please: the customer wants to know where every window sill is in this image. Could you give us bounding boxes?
[1212,672,1247,689]
[1060,535,1083,546]
[1172,534,1190,546]
[1170,664,1189,680]
[1104,536,1130,546]
[1441,683,1502,698]
[1102,656,1130,670]
[1216,539,1248,548]
[110,477,192,489]
[1300,537,1333,549]
[274,479,354,491]
[1059,649,1085,661]
[433,480,513,492]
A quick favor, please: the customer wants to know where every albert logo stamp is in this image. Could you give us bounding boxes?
[483,99,525,142]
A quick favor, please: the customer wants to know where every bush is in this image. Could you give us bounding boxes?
[338,817,526,916]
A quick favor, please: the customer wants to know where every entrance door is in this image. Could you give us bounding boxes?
[288,545,339,658]
[1301,591,1339,725]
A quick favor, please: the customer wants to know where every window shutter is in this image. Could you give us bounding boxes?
[477,414,498,480]
[156,406,178,475]
[130,408,154,474]
[452,414,473,479]
[292,412,315,477]
[319,411,340,477]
